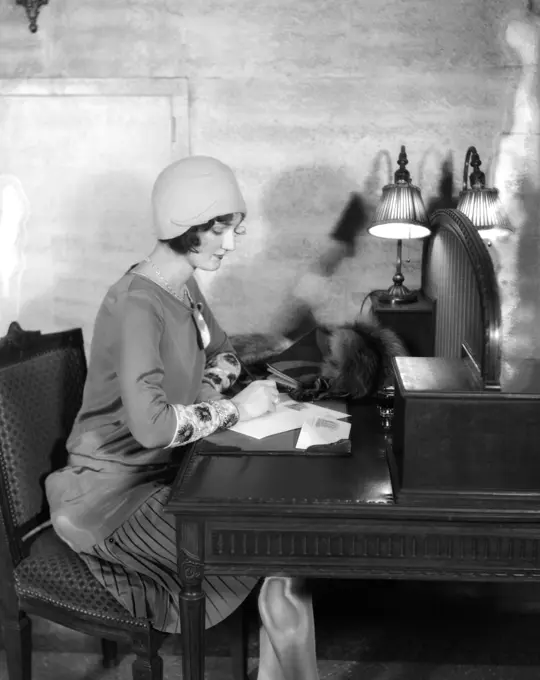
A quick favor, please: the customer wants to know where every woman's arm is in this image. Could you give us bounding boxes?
[117,288,239,450]
[201,352,241,395]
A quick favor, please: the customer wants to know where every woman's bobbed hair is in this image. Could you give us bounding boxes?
[160,212,245,254]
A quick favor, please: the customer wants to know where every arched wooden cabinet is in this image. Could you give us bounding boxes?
[389,209,540,508]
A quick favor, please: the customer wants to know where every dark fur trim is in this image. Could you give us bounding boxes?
[231,319,408,400]
[320,320,408,398]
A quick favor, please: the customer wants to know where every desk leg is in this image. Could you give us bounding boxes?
[178,521,205,680]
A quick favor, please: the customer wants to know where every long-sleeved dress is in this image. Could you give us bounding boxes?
[45,269,258,632]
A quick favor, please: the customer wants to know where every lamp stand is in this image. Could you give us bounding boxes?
[378,240,418,305]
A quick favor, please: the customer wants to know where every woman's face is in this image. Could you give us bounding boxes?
[187,213,246,271]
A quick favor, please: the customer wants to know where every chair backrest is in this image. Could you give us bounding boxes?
[0,322,86,566]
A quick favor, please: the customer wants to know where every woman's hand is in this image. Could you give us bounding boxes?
[230,379,280,422]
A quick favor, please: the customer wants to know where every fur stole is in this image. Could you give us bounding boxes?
[230,318,408,401]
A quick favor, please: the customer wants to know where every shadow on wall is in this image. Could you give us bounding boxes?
[213,162,374,338]
[426,153,459,215]
[262,163,375,337]
[218,152,459,341]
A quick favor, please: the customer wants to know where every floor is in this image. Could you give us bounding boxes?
[3,580,540,679]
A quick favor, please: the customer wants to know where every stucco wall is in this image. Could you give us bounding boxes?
[0,0,525,339]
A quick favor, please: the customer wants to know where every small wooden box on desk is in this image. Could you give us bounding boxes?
[370,291,435,357]
[389,355,540,509]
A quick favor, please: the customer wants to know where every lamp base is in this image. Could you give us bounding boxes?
[377,284,418,305]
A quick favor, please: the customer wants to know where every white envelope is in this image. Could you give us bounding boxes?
[295,416,351,450]
[278,397,350,421]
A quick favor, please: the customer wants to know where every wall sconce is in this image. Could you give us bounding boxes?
[16,0,48,33]
[368,145,431,304]
[456,146,513,240]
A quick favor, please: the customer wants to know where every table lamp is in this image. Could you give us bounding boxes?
[368,146,431,304]
[456,145,513,240]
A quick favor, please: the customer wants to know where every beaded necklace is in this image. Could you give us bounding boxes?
[141,257,211,349]
[144,256,191,307]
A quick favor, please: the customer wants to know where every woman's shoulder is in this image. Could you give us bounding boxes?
[105,270,166,314]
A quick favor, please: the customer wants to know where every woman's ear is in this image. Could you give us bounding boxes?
[257,577,319,680]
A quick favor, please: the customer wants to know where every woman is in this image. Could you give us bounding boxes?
[45,155,279,633]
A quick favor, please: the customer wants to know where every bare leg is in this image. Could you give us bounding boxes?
[257,626,287,680]
[257,577,319,680]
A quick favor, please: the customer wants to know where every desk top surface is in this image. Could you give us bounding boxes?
[167,399,394,515]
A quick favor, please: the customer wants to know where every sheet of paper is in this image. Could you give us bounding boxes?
[229,408,306,439]
[295,416,351,450]
[229,394,349,439]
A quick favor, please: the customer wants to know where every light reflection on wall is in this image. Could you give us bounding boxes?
[0,176,30,335]
[491,9,540,392]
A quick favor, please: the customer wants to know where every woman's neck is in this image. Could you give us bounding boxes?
[145,242,194,288]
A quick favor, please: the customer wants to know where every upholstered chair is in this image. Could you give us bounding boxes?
[0,322,247,680]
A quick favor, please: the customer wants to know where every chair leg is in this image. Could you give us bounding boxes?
[131,629,165,680]
[230,605,249,680]
[101,638,120,668]
[2,612,32,680]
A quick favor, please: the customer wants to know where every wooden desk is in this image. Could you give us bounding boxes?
[166,399,540,680]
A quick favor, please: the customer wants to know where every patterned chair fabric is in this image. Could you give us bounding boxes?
[0,322,167,680]
[0,339,85,534]
[14,528,145,627]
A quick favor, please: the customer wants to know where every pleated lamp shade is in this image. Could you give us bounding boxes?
[368,182,431,240]
[456,146,513,239]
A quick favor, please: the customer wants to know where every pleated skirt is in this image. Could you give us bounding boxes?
[79,484,259,633]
